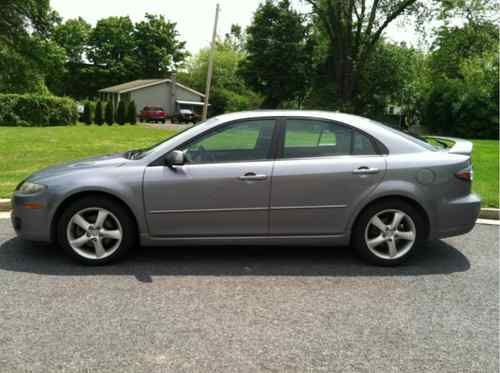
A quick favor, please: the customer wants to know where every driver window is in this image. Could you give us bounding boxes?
[181,119,276,164]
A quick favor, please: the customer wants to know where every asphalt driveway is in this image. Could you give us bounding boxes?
[0,219,498,372]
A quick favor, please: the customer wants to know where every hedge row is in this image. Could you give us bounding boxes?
[0,94,78,126]
[82,100,137,126]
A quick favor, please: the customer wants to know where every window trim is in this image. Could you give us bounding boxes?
[277,117,387,160]
[151,117,281,167]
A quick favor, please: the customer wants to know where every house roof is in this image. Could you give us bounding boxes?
[99,79,205,98]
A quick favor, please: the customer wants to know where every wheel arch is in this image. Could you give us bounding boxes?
[350,195,431,243]
[50,190,139,243]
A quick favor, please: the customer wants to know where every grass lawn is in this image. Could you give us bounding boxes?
[471,140,499,208]
[0,125,174,198]
[0,125,498,207]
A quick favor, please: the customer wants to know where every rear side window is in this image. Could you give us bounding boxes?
[353,130,377,155]
[283,119,378,159]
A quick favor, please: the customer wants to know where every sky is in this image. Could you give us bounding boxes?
[51,0,419,54]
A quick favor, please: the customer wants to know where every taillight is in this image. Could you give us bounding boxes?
[455,166,473,181]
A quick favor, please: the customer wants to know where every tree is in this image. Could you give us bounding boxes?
[95,101,104,125]
[87,16,137,87]
[104,101,114,125]
[224,24,245,51]
[82,102,93,125]
[241,0,312,108]
[127,101,137,124]
[304,0,425,110]
[305,0,499,111]
[422,21,498,138]
[116,100,126,125]
[0,1,65,94]
[53,17,91,64]
[0,0,53,51]
[134,14,188,77]
[179,41,262,115]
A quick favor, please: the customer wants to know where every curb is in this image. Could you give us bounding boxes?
[0,199,10,212]
[479,208,500,220]
[1,197,499,220]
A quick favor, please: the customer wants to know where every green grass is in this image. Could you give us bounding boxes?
[0,124,174,197]
[0,125,498,207]
[470,140,499,208]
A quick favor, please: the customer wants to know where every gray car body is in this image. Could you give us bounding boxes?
[11,110,480,247]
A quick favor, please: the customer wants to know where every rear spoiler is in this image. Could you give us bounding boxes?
[431,137,473,156]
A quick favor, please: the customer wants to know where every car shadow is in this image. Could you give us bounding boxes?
[0,238,470,283]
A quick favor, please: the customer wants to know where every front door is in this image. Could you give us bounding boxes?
[270,118,386,235]
[144,119,277,237]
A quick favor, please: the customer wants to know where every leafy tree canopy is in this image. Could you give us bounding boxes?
[241,0,313,108]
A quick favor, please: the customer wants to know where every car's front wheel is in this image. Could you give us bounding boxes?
[57,196,136,265]
[352,200,425,266]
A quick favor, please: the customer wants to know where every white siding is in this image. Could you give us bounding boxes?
[130,83,169,113]
[129,82,203,114]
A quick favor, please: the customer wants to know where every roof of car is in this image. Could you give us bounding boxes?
[213,110,376,130]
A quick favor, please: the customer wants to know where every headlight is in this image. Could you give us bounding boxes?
[17,182,46,194]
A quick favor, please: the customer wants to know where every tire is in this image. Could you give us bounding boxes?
[352,199,426,266]
[57,196,137,265]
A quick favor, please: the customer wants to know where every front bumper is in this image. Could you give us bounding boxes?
[434,193,481,239]
[11,193,52,243]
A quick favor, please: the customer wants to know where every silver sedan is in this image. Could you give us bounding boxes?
[11,111,480,266]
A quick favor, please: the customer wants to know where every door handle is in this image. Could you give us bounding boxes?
[239,173,268,182]
[353,167,380,175]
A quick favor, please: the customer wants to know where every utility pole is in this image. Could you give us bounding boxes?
[202,3,220,121]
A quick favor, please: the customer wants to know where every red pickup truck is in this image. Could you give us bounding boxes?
[138,106,168,123]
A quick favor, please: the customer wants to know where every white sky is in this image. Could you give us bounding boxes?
[51,0,419,53]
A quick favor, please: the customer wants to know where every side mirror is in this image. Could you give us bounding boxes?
[165,150,185,166]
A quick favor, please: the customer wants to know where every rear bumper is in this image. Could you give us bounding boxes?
[434,193,481,239]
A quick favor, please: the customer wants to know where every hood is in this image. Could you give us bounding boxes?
[28,153,129,182]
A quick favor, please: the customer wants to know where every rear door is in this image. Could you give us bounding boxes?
[270,118,386,235]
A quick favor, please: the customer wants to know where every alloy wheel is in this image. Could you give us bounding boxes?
[364,209,416,260]
[66,207,123,260]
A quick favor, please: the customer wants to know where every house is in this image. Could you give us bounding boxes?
[98,78,206,115]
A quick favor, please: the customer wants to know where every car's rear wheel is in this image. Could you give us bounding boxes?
[57,197,136,265]
[352,200,425,266]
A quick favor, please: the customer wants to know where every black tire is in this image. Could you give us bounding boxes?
[57,196,137,265]
[352,199,426,266]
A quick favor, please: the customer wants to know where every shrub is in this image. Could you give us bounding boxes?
[95,101,104,125]
[116,101,126,125]
[105,101,114,125]
[127,101,137,125]
[0,94,78,126]
[82,102,93,125]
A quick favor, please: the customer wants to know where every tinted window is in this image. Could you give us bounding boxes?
[283,119,352,158]
[283,119,378,159]
[181,120,275,164]
[353,130,377,155]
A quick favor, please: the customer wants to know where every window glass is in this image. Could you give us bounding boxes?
[181,120,275,164]
[283,119,353,158]
[353,131,377,155]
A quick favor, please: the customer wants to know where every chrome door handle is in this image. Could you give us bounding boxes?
[239,173,268,181]
[353,167,380,175]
